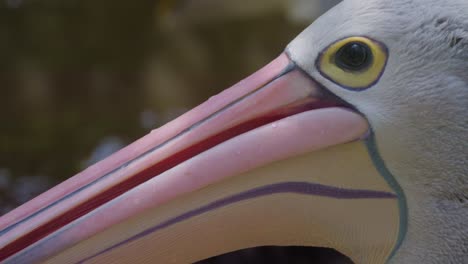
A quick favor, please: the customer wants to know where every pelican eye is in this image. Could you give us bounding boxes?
[335,42,372,71]
[317,36,388,90]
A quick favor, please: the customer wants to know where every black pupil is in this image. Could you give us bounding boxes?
[336,42,371,71]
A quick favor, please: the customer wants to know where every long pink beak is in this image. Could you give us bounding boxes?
[0,53,373,263]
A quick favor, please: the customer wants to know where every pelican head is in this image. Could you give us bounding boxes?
[289,0,468,262]
[1,0,467,263]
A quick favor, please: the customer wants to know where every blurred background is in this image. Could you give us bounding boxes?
[0,0,352,263]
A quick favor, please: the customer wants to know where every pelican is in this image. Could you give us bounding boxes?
[1,0,467,263]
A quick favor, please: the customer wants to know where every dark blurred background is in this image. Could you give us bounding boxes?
[0,0,351,263]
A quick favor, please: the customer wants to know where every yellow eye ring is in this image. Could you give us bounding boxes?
[317,36,388,90]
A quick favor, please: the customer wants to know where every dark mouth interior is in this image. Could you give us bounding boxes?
[197,246,354,264]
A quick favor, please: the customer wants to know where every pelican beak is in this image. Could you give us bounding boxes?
[0,53,400,264]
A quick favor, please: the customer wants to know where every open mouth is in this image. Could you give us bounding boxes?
[0,55,346,260]
[0,53,398,264]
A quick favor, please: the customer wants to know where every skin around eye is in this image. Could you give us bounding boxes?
[317,36,388,90]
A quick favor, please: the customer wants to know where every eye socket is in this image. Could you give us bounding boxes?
[335,42,372,71]
[317,37,388,90]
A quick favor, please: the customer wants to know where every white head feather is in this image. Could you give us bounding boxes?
[287,0,468,263]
